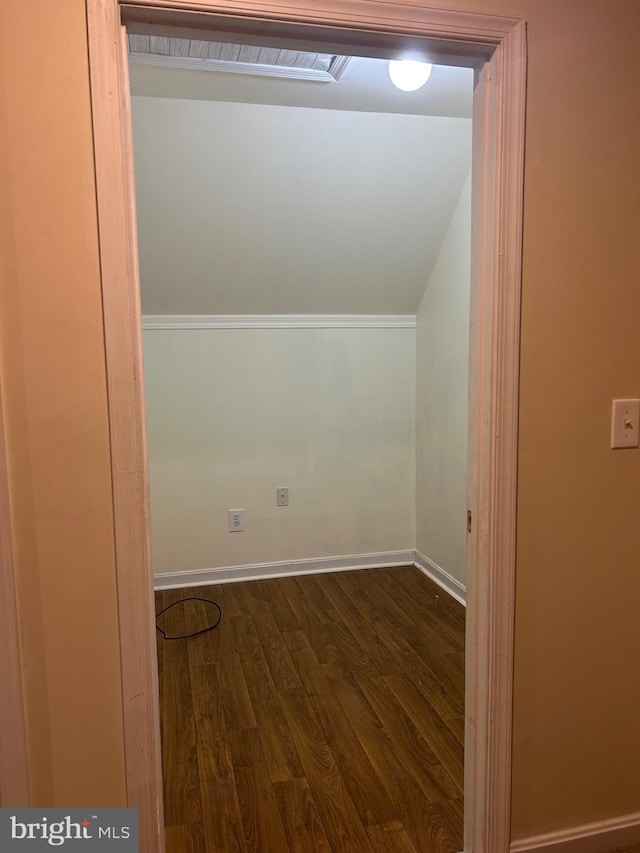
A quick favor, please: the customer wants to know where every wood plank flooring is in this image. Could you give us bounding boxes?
[155,566,465,852]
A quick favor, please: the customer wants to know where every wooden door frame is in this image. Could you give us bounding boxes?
[0,385,30,808]
[86,2,526,851]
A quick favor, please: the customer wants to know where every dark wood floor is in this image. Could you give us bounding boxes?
[155,566,465,852]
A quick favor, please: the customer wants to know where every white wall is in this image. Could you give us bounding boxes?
[144,326,416,574]
[131,96,471,315]
[134,96,471,580]
[416,174,471,584]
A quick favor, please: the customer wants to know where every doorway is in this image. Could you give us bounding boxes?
[133,39,471,849]
[86,3,525,851]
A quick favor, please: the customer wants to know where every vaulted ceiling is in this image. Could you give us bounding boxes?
[129,52,474,118]
[130,53,472,316]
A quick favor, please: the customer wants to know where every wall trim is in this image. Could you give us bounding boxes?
[510,811,640,853]
[87,2,526,850]
[0,381,30,807]
[414,550,467,607]
[154,550,415,589]
[85,12,164,847]
[142,314,417,330]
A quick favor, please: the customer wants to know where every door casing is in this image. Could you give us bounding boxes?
[84,2,526,851]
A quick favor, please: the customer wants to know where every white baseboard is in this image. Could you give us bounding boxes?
[155,549,468,609]
[510,811,640,853]
[154,550,415,590]
[413,551,467,607]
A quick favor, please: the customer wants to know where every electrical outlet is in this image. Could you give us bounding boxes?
[228,508,244,532]
[277,487,289,507]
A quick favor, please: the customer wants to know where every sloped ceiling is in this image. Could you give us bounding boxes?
[130,58,472,316]
[130,55,473,118]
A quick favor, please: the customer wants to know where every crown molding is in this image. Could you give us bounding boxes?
[142,314,417,329]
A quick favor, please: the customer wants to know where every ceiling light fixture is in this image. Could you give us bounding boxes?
[388,59,433,92]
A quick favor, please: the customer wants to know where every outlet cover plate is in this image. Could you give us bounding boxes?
[228,508,245,531]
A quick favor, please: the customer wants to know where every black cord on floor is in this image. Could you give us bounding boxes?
[156,597,222,640]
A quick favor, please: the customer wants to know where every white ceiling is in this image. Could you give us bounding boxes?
[129,48,473,316]
[129,56,474,119]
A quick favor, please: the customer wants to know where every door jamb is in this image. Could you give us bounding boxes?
[0,385,30,808]
[85,3,526,851]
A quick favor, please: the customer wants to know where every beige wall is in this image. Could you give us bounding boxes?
[416,174,470,585]
[144,327,415,574]
[2,0,640,843]
[0,1,126,807]
[502,0,640,835]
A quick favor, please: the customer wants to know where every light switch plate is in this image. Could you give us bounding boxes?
[611,399,640,449]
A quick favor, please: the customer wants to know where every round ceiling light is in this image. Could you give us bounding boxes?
[388,60,433,92]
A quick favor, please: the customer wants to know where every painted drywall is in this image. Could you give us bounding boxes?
[4,0,640,842]
[143,327,416,572]
[0,0,126,806]
[129,56,475,118]
[131,96,471,315]
[416,174,470,585]
[507,1,640,836]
